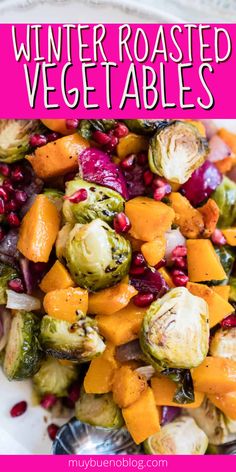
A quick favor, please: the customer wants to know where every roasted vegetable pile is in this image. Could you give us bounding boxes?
[1,118,236,454]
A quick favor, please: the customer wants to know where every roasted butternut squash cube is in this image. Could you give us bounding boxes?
[187,239,226,282]
[112,366,147,408]
[208,391,236,420]
[40,260,75,293]
[192,357,236,394]
[17,194,60,263]
[141,236,166,267]
[116,133,148,159]
[43,287,88,323]
[122,388,160,444]
[88,283,137,316]
[151,376,204,408]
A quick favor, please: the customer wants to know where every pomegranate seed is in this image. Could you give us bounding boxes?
[68,382,80,403]
[137,152,148,166]
[5,200,18,212]
[152,177,167,188]
[133,293,154,307]
[47,423,59,441]
[106,135,119,151]
[120,154,136,171]
[132,252,145,267]
[0,198,5,214]
[11,167,24,182]
[8,278,24,293]
[64,189,88,204]
[171,256,187,270]
[3,180,14,194]
[114,122,129,138]
[66,119,79,130]
[40,394,57,410]
[46,132,61,142]
[93,130,111,145]
[6,212,20,227]
[0,186,9,201]
[155,258,166,269]
[30,133,47,148]
[10,401,27,417]
[0,163,10,177]
[33,262,47,273]
[143,170,153,186]
[221,313,236,328]
[113,212,131,233]
[0,227,6,242]
[129,265,147,276]
[171,269,189,287]
[172,245,187,257]
[15,190,28,204]
[153,187,167,201]
[211,229,226,246]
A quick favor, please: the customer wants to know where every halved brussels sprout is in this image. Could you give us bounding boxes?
[124,120,165,135]
[40,314,105,362]
[0,120,42,163]
[33,357,78,397]
[0,263,18,304]
[56,223,73,261]
[187,397,236,445]
[75,390,124,429]
[212,177,236,228]
[44,188,64,212]
[63,179,124,225]
[214,245,235,279]
[65,219,131,291]
[210,328,236,360]
[143,416,208,455]
[3,310,42,380]
[140,287,209,370]
[148,121,208,184]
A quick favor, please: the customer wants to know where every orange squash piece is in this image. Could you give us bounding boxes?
[17,194,60,263]
[112,366,147,408]
[212,285,230,301]
[27,134,89,179]
[141,236,166,267]
[88,283,137,316]
[125,197,175,242]
[84,343,119,394]
[39,260,75,293]
[151,376,204,408]
[116,133,148,159]
[198,199,219,238]
[158,267,176,288]
[96,302,146,345]
[192,357,236,394]
[187,282,234,328]
[41,119,75,136]
[215,156,236,174]
[168,192,204,239]
[208,391,236,420]
[122,387,160,444]
[218,128,236,154]
[43,287,88,323]
[187,120,206,137]
[187,239,226,282]
[222,228,236,246]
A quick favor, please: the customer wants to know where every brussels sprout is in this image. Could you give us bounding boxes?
[0,263,18,304]
[210,328,236,360]
[78,119,116,140]
[187,397,236,445]
[148,121,208,184]
[63,179,124,225]
[44,188,64,212]
[124,119,165,135]
[56,223,73,261]
[40,314,105,362]
[161,368,195,404]
[229,276,236,301]
[143,416,208,455]
[140,287,209,370]
[3,310,42,380]
[75,390,124,428]
[212,177,236,228]
[33,357,78,397]
[214,246,235,279]
[0,119,42,163]
[65,219,131,291]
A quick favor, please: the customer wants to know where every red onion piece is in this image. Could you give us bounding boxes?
[208,135,231,163]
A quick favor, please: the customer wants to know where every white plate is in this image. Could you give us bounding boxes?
[1,119,236,455]
[0,0,181,23]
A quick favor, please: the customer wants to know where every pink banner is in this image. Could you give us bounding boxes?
[0,454,235,470]
[0,23,236,118]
